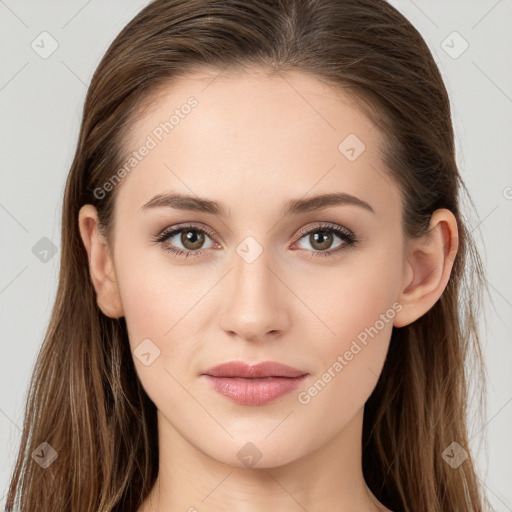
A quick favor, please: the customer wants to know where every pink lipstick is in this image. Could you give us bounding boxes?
[201,361,308,406]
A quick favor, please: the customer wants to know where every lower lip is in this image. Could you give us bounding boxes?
[202,375,308,406]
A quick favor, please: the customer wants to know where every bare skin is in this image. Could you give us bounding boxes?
[79,67,458,512]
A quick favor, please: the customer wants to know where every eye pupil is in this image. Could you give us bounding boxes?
[182,230,204,250]
[310,231,333,250]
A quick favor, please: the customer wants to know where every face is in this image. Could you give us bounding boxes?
[104,68,406,467]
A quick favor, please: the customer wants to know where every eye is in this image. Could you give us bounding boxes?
[152,221,359,259]
[292,222,358,258]
[152,224,217,258]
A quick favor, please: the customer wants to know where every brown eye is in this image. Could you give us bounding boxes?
[293,222,358,258]
[180,229,206,250]
[308,230,335,251]
[154,224,217,257]
[153,222,358,260]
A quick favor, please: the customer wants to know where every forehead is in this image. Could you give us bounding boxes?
[114,67,398,222]
[127,67,379,150]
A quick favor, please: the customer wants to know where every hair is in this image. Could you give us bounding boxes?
[6,0,493,511]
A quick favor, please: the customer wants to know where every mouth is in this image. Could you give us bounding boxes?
[203,360,308,379]
[201,360,309,406]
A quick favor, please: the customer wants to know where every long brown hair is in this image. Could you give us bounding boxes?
[6,1,492,510]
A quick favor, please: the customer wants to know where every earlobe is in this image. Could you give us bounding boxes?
[393,208,459,328]
[78,205,124,319]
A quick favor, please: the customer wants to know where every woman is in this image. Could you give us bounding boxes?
[6,0,492,511]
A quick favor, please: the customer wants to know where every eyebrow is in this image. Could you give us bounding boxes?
[140,191,375,216]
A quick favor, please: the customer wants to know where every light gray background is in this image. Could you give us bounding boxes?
[1,0,511,509]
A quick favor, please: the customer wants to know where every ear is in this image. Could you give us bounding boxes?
[78,204,124,319]
[393,208,459,328]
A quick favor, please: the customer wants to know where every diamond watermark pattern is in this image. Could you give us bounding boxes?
[338,133,366,161]
[31,31,59,59]
[237,442,263,468]
[32,237,58,263]
[236,236,263,264]
[441,441,468,468]
[441,31,469,59]
[134,338,161,366]
[32,442,58,468]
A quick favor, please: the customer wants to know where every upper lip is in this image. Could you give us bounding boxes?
[203,361,308,378]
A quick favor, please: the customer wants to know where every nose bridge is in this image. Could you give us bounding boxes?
[219,237,288,339]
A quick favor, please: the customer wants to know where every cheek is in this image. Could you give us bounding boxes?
[115,254,207,414]
[296,244,401,409]
[115,245,204,343]
[303,243,402,345]
[114,248,222,406]
[295,293,395,441]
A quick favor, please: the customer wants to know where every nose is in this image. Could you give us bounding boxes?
[218,245,290,342]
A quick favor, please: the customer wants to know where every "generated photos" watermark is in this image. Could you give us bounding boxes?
[93,96,198,200]
[298,301,403,405]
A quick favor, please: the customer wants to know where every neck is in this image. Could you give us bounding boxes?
[137,406,387,512]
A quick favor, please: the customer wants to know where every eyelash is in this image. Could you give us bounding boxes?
[152,222,359,260]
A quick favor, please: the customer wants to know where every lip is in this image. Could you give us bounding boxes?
[201,361,309,406]
[203,361,307,378]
